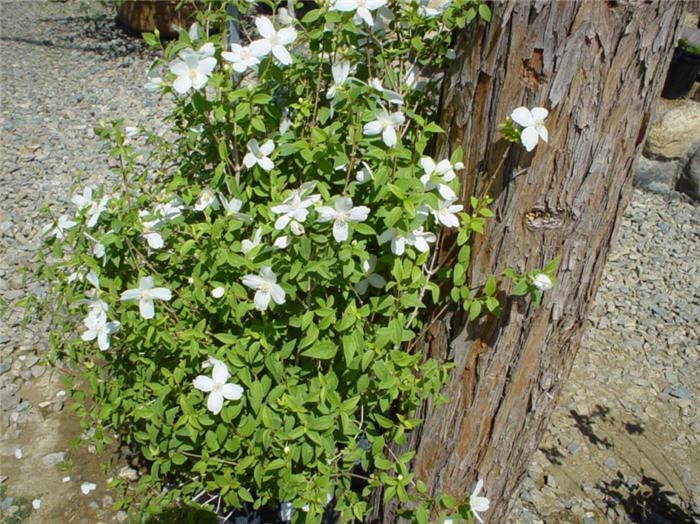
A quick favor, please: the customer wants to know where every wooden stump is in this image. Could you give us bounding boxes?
[117,0,195,38]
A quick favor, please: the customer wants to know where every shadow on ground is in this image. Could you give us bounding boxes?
[0,10,150,60]
[600,472,696,524]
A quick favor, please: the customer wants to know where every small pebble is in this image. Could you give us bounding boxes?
[80,482,97,495]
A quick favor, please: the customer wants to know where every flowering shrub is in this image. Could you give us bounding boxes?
[36,0,558,522]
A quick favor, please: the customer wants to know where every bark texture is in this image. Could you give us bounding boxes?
[379,1,685,522]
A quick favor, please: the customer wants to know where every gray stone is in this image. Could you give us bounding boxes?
[668,386,691,400]
[42,451,66,466]
[645,101,700,160]
[566,442,580,455]
[117,466,139,482]
[633,156,682,195]
[677,144,700,201]
[604,458,617,470]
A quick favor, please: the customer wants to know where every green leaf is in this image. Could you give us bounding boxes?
[214,333,238,345]
[302,340,338,360]
[484,276,497,296]
[478,3,492,22]
[424,122,444,134]
[468,300,482,321]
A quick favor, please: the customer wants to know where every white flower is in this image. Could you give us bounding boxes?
[419,157,460,200]
[275,7,295,26]
[219,194,249,221]
[363,109,405,147]
[32,498,41,510]
[144,68,163,93]
[142,231,164,250]
[273,235,289,249]
[194,188,220,211]
[120,276,172,320]
[43,214,77,240]
[80,482,97,495]
[241,228,263,255]
[270,185,320,231]
[81,313,120,351]
[169,47,217,95]
[469,479,490,523]
[510,106,549,152]
[418,0,451,18]
[211,287,225,298]
[221,44,260,73]
[431,200,463,228]
[188,21,201,41]
[14,447,22,459]
[72,187,109,228]
[355,255,386,294]
[316,196,370,242]
[355,162,373,184]
[280,502,293,521]
[72,186,95,211]
[378,228,407,256]
[156,198,186,220]
[249,17,297,66]
[406,227,436,252]
[243,139,275,172]
[62,476,71,482]
[242,266,285,311]
[370,78,403,105]
[193,358,243,415]
[279,115,291,135]
[327,61,351,99]
[331,0,388,27]
[85,195,109,228]
[533,273,553,291]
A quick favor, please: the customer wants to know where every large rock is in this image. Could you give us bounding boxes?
[634,156,682,196]
[644,100,700,160]
[678,145,700,201]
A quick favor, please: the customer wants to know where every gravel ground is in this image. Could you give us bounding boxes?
[509,190,700,524]
[1,2,699,523]
[0,2,162,522]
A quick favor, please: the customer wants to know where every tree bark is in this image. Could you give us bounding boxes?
[377,1,685,522]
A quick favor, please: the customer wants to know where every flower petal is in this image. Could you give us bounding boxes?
[139,298,155,319]
[530,107,549,121]
[363,120,383,136]
[150,287,172,301]
[333,221,349,242]
[277,27,297,45]
[255,16,275,38]
[382,125,397,147]
[207,391,224,414]
[249,39,272,58]
[212,361,229,384]
[254,290,271,310]
[272,45,293,65]
[120,289,141,301]
[222,383,244,400]
[520,126,539,152]
[510,106,534,127]
[193,375,214,392]
[257,156,275,172]
[172,76,191,95]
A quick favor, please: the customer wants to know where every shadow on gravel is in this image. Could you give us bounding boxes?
[600,472,696,524]
[568,405,613,448]
[0,13,152,60]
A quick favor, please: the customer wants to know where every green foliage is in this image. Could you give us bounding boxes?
[34,0,557,521]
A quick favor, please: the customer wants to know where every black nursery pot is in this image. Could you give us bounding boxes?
[661,46,700,99]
